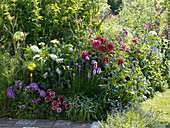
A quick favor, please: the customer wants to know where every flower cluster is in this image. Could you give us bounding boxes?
[44,89,70,113]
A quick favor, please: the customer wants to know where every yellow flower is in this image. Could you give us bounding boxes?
[27,63,36,71]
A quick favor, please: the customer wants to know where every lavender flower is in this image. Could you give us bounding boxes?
[88,72,91,78]
[131,67,136,70]
[97,68,101,74]
[93,69,96,75]
[78,65,81,71]
[85,56,90,61]
[130,57,134,60]
[39,90,46,97]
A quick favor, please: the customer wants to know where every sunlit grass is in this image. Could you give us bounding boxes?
[141,89,170,125]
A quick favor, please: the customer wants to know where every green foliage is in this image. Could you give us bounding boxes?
[0,0,102,45]
[65,94,101,121]
[107,0,123,15]
[99,107,167,128]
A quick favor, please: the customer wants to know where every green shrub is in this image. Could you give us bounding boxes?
[65,94,101,121]
[107,0,123,15]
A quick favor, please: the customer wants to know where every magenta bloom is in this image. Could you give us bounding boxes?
[117,59,124,66]
[106,44,115,51]
[92,40,101,47]
[81,51,89,58]
[57,108,62,113]
[45,96,51,102]
[132,39,138,43]
[65,104,70,109]
[99,46,107,53]
[136,49,141,52]
[52,106,57,110]
[102,57,110,64]
[52,101,59,107]
[126,48,131,52]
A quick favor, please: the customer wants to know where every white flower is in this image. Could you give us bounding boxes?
[56,68,62,74]
[43,72,48,79]
[55,58,64,63]
[38,42,45,46]
[30,45,41,53]
[33,54,41,59]
[148,31,157,36]
[49,54,58,60]
[69,47,73,51]
[50,39,59,44]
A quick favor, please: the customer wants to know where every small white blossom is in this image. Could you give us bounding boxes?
[43,72,48,79]
[55,58,64,63]
[49,54,58,60]
[30,45,41,53]
[33,54,41,59]
[50,39,59,44]
[56,68,62,74]
[38,42,45,46]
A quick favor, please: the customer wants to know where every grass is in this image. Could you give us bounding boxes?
[141,89,170,126]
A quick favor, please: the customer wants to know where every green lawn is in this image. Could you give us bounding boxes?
[141,89,170,125]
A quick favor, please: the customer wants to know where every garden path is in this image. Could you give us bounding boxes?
[0,118,91,128]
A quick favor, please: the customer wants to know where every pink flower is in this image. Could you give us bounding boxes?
[106,44,115,51]
[63,101,67,105]
[65,104,70,109]
[122,45,127,48]
[99,46,107,53]
[81,51,89,58]
[110,36,115,40]
[110,52,115,56]
[92,40,101,47]
[47,89,52,93]
[50,92,56,98]
[126,48,131,52]
[102,57,110,64]
[52,101,59,106]
[57,108,62,113]
[132,39,138,43]
[136,49,141,52]
[45,96,51,102]
[95,35,103,40]
[117,59,124,66]
[52,106,57,110]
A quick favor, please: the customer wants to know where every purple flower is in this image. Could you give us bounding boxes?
[93,69,96,75]
[131,67,136,70]
[30,83,39,90]
[160,9,164,14]
[18,105,22,109]
[145,23,152,29]
[73,73,75,77]
[85,56,90,61]
[88,72,91,78]
[78,65,81,71]
[97,68,101,74]
[66,66,70,69]
[7,92,15,98]
[93,61,98,69]
[39,90,46,97]
[130,57,134,60]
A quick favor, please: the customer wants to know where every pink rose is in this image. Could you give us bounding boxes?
[102,57,110,64]
[132,39,138,43]
[106,44,115,51]
[92,40,101,47]
[81,51,89,58]
[99,46,107,53]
